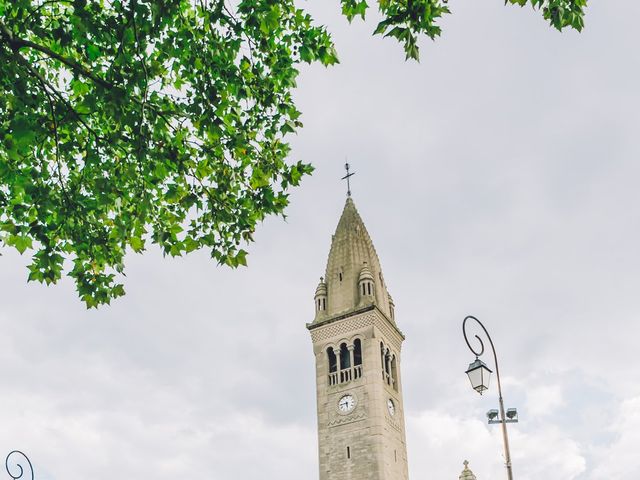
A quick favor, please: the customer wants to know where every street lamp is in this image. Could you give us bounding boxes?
[465,358,492,394]
[462,315,518,480]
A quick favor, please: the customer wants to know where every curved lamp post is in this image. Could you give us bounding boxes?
[463,315,517,480]
[5,451,33,480]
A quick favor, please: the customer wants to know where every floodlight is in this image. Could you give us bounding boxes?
[487,409,499,420]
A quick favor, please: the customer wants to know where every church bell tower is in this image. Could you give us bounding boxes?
[307,197,409,480]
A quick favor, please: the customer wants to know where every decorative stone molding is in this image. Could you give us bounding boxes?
[328,410,368,428]
[385,412,403,433]
[310,310,403,352]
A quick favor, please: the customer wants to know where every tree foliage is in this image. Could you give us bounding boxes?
[0,0,587,307]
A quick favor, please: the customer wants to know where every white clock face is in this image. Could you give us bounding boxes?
[338,394,356,413]
[387,398,396,416]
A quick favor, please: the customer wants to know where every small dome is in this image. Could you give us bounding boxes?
[315,277,327,297]
[358,263,374,282]
[459,460,477,480]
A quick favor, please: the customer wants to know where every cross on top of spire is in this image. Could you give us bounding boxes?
[341,162,355,197]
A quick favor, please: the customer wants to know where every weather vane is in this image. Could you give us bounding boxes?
[341,162,355,197]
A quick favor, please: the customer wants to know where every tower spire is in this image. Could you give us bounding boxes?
[318,196,393,320]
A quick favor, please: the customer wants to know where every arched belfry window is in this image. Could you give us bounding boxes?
[353,338,363,380]
[391,355,398,391]
[380,346,391,386]
[327,347,338,385]
[327,347,337,373]
[340,343,351,370]
[327,340,364,386]
[353,339,362,366]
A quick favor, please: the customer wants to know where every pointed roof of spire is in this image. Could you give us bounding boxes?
[320,197,392,319]
[459,460,477,480]
[314,277,327,297]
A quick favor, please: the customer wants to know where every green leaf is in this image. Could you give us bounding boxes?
[130,237,145,252]
[0,0,586,308]
[236,249,248,267]
[10,118,35,148]
[87,44,101,61]
[8,234,33,254]
[250,167,270,189]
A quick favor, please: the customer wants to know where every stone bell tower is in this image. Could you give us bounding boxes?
[307,197,409,480]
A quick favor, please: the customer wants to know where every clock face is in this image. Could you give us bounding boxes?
[338,394,356,413]
[387,398,396,416]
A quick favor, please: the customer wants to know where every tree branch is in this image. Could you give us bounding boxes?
[24,1,74,27]
[0,21,114,90]
[1,20,185,132]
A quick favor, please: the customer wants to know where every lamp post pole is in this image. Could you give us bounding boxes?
[462,315,514,480]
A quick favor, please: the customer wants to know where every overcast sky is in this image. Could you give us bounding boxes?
[2,1,640,479]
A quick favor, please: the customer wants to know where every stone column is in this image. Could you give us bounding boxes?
[348,344,355,381]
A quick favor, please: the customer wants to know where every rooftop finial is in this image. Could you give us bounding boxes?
[341,161,355,197]
[459,460,477,480]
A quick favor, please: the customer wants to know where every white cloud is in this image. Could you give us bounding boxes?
[589,396,640,479]
[3,0,640,479]
[503,378,565,418]
[407,410,500,479]
[408,409,586,480]
[510,426,586,480]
